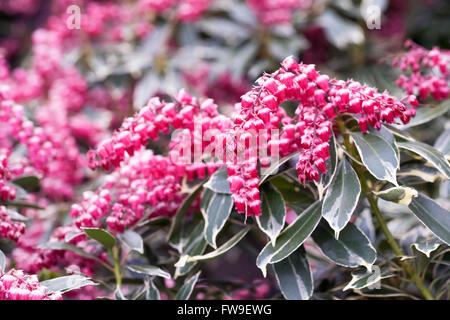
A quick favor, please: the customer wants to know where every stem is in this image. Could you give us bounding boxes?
[336,118,434,300]
[112,246,122,289]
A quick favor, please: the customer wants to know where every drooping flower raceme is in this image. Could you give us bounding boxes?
[0,269,62,300]
[226,56,417,216]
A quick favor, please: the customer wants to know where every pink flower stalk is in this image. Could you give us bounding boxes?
[0,269,62,300]
[394,40,449,101]
[227,56,416,216]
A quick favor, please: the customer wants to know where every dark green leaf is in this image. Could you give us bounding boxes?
[256,201,322,277]
[127,265,171,279]
[311,221,376,269]
[273,246,313,300]
[82,228,116,250]
[350,132,399,185]
[204,166,231,194]
[397,141,450,179]
[322,159,361,236]
[408,193,450,245]
[175,272,201,300]
[11,175,40,192]
[201,188,234,248]
[118,230,144,254]
[256,183,286,246]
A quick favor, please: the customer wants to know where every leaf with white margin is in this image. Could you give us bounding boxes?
[256,183,286,246]
[350,132,399,185]
[175,226,250,268]
[311,221,376,270]
[322,159,361,237]
[201,188,234,248]
[127,265,171,279]
[118,230,144,254]
[204,166,231,194]
[315,134,338,199]
[397,141,450,179]
[344,268,388,291]
[434,128,450,155]
[273,246,313,300]
[398,99,450,128]
[175,221,207,278]
[412,238,442,258]
[41,275,97,293]
[256,201,322,277]
[408,193,450,245]
[0,249,6,272]
[175,272,201,300]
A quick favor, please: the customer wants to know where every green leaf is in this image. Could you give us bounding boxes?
[397,163,443,184]
[311,221,376,270]
[434,128,450,155]
[0,249,6,272]
[40,275,97,293]
[408,193,450,245]
[384,124,415,142]
[322,159,361,237]
[204,166,231,194]
[201,188,234,248]
[82,228,116,250]
[175,226,250,268]
[399,100,450,128]
[64,232,84,243]
[175,272,201,300]
[273,246,313,300]
[256,183,286,246]
[350,132,399,185]
[256,201,322,277]
[118,230,144,254]
[175,221,208,278]
[38,242,106,266]
[315,134,338,199]
[259,151,300,185]
[167,181,204,247]
[146,279,160,300]
[344,268,383,291]
[127,265,171,279]
[4,201,43,210]
[374,186,418,206]
[397,141,450,179]
[412,238,442,258]
[11,175,40,192]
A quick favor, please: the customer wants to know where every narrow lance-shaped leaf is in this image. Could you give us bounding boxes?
[322,159,361,237]
[82,228,116,250]
[397,141,450,179]
[350,132,399,185]
[175,272,201,300]
[412,238,442,258]
[273,246,313,300]
[175,221,208,278]
[146,279,160,300]
[399,99,450,128]
[315,133,338,199]
[167,181,204,247]
[127,265,171,279]
[311,221,376,271]
[256,183,286,246]
[201,188,234,248]
[40,275,97,294]
[408,193,450,245]
[175,226,251,267]
[256,201,322,277]
[344,268,384,291]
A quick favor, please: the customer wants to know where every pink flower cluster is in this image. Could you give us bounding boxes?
[394,40,449,101]
[0,206,25,241]
[246,0,310,25]
[227,56,416,216]
[0,269,62,300]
